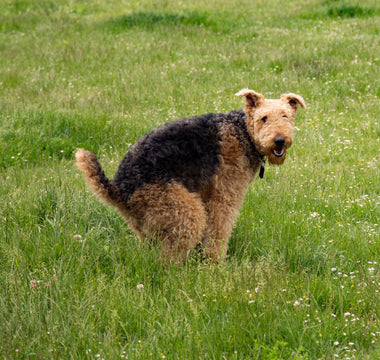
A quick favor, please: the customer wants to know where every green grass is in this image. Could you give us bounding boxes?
[0,0,379,358]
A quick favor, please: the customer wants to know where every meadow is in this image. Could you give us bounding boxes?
[0,0,379,358]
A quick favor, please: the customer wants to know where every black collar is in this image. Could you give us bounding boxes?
[259,155,266,179]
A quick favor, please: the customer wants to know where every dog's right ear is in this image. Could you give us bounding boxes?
[281,93,306,111]
[235,89,265,109]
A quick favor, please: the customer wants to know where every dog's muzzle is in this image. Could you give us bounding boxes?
[273,137,286,157]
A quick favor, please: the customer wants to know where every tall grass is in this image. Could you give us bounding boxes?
[0,0,379,358]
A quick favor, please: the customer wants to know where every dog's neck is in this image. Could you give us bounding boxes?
[241,113,266,178]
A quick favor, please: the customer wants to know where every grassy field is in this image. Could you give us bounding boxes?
[0,0,379,358]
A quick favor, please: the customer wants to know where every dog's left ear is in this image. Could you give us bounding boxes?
[281,93,306,111]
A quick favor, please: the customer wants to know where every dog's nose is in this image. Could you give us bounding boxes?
[274,137,285,148]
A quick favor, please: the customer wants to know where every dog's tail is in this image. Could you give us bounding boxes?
[75,149,122,206]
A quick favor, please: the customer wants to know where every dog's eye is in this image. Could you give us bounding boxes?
[261,116,267,123]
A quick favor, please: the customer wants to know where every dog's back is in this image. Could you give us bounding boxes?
[112,110,247,203]
[75,109,248,207]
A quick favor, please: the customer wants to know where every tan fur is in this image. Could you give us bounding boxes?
[235,89,306,165]
[75,149,121,206]
[202,124,257,260]
[127,183,207,264]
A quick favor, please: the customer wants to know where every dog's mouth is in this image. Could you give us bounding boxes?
[273,148,285,158]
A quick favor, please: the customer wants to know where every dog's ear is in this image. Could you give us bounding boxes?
[235,89,265,109]
[281,93,306,111]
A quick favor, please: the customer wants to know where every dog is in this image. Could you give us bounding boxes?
[76,89,305,264]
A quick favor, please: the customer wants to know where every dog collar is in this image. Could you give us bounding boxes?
[241,113,266,179]
[259,156,266,179]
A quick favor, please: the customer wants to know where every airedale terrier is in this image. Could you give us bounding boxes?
[76,89,305,264]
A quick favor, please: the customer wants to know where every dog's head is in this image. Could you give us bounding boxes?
[236,89,306,165]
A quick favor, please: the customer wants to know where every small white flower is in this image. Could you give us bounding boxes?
[334,341,339,346]
[136,284,144,290]
[293,300,300,307]
[344,312,351,317]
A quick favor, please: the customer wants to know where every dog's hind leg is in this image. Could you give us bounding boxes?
[127,183,207,265]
